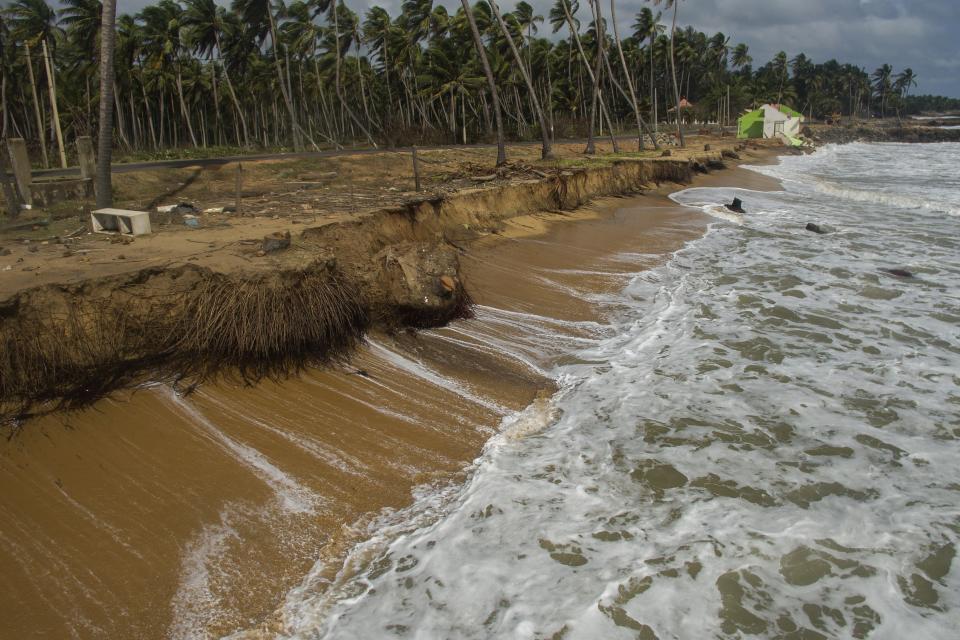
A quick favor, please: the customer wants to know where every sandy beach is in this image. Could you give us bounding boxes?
[0,145,782,638]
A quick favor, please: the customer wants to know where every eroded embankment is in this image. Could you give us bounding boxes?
[0,153,730,422]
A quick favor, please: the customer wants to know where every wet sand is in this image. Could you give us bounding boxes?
[0,153,781,639]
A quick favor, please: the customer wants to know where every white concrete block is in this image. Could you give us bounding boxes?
[91,208,152,236]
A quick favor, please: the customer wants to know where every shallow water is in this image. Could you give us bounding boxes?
[0,180,716,638]
[283,143,960,639]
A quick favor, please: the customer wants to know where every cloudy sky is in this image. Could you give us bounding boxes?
[119,0,959,97]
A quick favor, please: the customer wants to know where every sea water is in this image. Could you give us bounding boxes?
[280,143,960,639]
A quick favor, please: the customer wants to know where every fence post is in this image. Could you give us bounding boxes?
[235,162,243,215]
[411,146,421,192]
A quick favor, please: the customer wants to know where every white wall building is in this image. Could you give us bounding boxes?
[761,104,803,139]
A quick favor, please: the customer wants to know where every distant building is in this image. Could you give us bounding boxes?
[737,104,804,142]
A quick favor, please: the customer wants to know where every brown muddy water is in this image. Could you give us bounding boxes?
[0,172,774,638]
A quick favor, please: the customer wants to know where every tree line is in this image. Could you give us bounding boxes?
[0,0,950,169]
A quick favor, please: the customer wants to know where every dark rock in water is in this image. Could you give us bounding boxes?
[882,268,914,279]
[262,230,291,253]
[725,198,745,214]
[806,223,826,234]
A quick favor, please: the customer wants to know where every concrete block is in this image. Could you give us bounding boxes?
[7,138,32,206]
[76,137,96,180]
[91,208,152,236]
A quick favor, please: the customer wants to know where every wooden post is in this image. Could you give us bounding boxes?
[77,136,96,180]
[7,138,32,207]
[0,141,21,217]
[411,146,421,192]
[235,162,243,215]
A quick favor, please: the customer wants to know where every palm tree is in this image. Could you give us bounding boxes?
[234,0,303,150]
[59,0,102,129]
[550,0,616,146]
[326,0,377,147]
[362,6,394,108]
[609,0,656,149]
[872,63,893,118]
[650,0,683,146]
[6,0,66,167]
[488,0,552,159]
[731,42,750,70]
[512,1,541,74]
[893,68,916,124]
[140,0,199,147]
[633,7,662,131]
[894,68,917,101]
[96,0,116,207]
[581,0,606,154]
[772,50,788,104]
[459,0,505,164]
[182,0,250,146]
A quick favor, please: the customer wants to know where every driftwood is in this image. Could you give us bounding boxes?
[471,174,497,183]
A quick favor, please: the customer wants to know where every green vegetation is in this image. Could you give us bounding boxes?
[0,0,955,168]
[902,95,960,115]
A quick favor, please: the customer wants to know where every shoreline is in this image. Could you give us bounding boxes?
[0,140,775,423]
[0,143,783,639]
[242,153,785,638]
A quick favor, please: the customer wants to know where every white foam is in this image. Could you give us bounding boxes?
[169,507,240,640]
[273,142,960,639]
[366,339,509,415]
[162,389,320,514]
[198,391,369,479]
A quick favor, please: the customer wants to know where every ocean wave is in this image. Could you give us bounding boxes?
[811,178,960,216]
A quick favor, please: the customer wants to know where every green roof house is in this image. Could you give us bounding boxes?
[738,104,804,143]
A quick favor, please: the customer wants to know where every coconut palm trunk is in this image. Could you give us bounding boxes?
[331,1,376,147]
[489,0,552,159]
[23,43,49,168]
[558,0,618,150]
[96,0,117,208]
[609,0,658,150]
[658,0,685,146]
[583,0,606,154]
[40,38,66,168]
[460,0,506,165]
[214,32,250,147]
[174,64,198,147]
[266,9,303,150]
